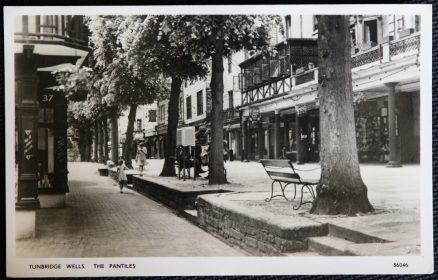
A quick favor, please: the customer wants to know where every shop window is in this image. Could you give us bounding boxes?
[285,15,292,38]
[415,15,420,32]
[37,108,55,189]
[397,16,405,32]
[364,20,378,47]
[197,90,203,116]
[186,96,192,119]
[179,97,183,120]
[148,110,156,122]
[136,119,142,131]
[228,91,234,109]
[159,104,165,122]
[355,101,389,162]
[350,26,357,53]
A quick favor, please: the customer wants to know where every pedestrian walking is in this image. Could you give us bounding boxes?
[117,159,128,193]
[136,146,148,176]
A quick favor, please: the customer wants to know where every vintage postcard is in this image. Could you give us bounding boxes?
[4,4,434,277]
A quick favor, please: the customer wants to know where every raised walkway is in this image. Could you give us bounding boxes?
[126,159,421,256]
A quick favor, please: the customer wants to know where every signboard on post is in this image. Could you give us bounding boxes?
[177,126,195,146]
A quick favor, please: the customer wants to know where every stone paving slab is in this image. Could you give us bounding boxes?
[15,162,247,258]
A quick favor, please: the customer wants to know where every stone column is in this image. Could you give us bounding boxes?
[53,102,69,193]
[15,45,40,208]
[258,117,264,159]
[295,113,306,164]
[242,117,249,162]
[284,116,289,154]
[274,110,280,159]
[385,82,402,167]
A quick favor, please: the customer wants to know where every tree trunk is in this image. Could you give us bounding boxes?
[209,38,227,185]
[103,117,109,163]
[93,121,99,162]
[310,15,373,215]
[78,126,86,162]
[84,121,92,162]
[123,103,137,169]
[159,76,182,177]
[110,110,119,163]
[98,118,104,163]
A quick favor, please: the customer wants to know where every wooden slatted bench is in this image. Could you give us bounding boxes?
[260,159,319,210]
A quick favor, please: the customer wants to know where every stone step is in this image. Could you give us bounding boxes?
[307,236,357,256]
[328,224,388,243]
[182,209,198,225]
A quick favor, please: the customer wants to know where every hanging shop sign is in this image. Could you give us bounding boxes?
[295,104,309,115]
[249,108,261,124]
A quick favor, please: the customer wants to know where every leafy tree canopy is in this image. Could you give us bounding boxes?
[87,15,168,109]
[119,15,209,82]
[161,15,282,60]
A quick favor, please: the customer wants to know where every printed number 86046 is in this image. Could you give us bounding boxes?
[393,263,408,268]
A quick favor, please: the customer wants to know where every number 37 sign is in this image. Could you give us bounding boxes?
[39,93,54,104]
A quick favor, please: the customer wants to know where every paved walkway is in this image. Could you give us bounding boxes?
[143,159,420,211]
[16,162,246,257]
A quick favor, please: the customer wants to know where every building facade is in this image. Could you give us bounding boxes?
[238,15,421,165]
[118,103,158,159]
[15,15,89,211]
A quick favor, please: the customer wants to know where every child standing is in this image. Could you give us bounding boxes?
[136,146,148,176]
[117,159,127,193]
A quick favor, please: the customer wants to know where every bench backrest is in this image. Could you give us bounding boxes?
[260,159,301,181]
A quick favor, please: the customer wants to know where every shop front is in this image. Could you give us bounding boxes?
[354,92,419,163]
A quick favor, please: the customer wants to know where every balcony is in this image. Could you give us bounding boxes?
[223,107,239,122]
[14,15,89,52]
[239,33,420,106]
[351,33,420,69]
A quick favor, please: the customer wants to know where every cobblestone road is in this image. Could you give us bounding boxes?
[16,162,246,257]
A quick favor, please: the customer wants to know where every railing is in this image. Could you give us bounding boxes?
[389,34,420,57]
[294,70,316,86]
[239,33,420,105]
[15,32,88,46]
[351,45,382,68]
[241,75,292,105]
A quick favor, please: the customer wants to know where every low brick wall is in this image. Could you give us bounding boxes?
[108,168,140,184]
[197,195,328,255]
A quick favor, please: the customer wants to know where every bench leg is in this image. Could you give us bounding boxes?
[293,184,316,210]
[291,184,297,201]
[265,181,292,202]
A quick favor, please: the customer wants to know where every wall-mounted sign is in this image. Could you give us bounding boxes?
[23,129,33,160]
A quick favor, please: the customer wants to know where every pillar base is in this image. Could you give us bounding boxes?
[296,161,304,165]
[386,161,402,168]
[38,193,66,208]
[16,209,36,239]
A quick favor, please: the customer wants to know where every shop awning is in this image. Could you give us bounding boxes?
[38,63,75,72]
[226,123,241,131]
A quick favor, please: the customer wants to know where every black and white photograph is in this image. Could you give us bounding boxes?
[4,4,434,277]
